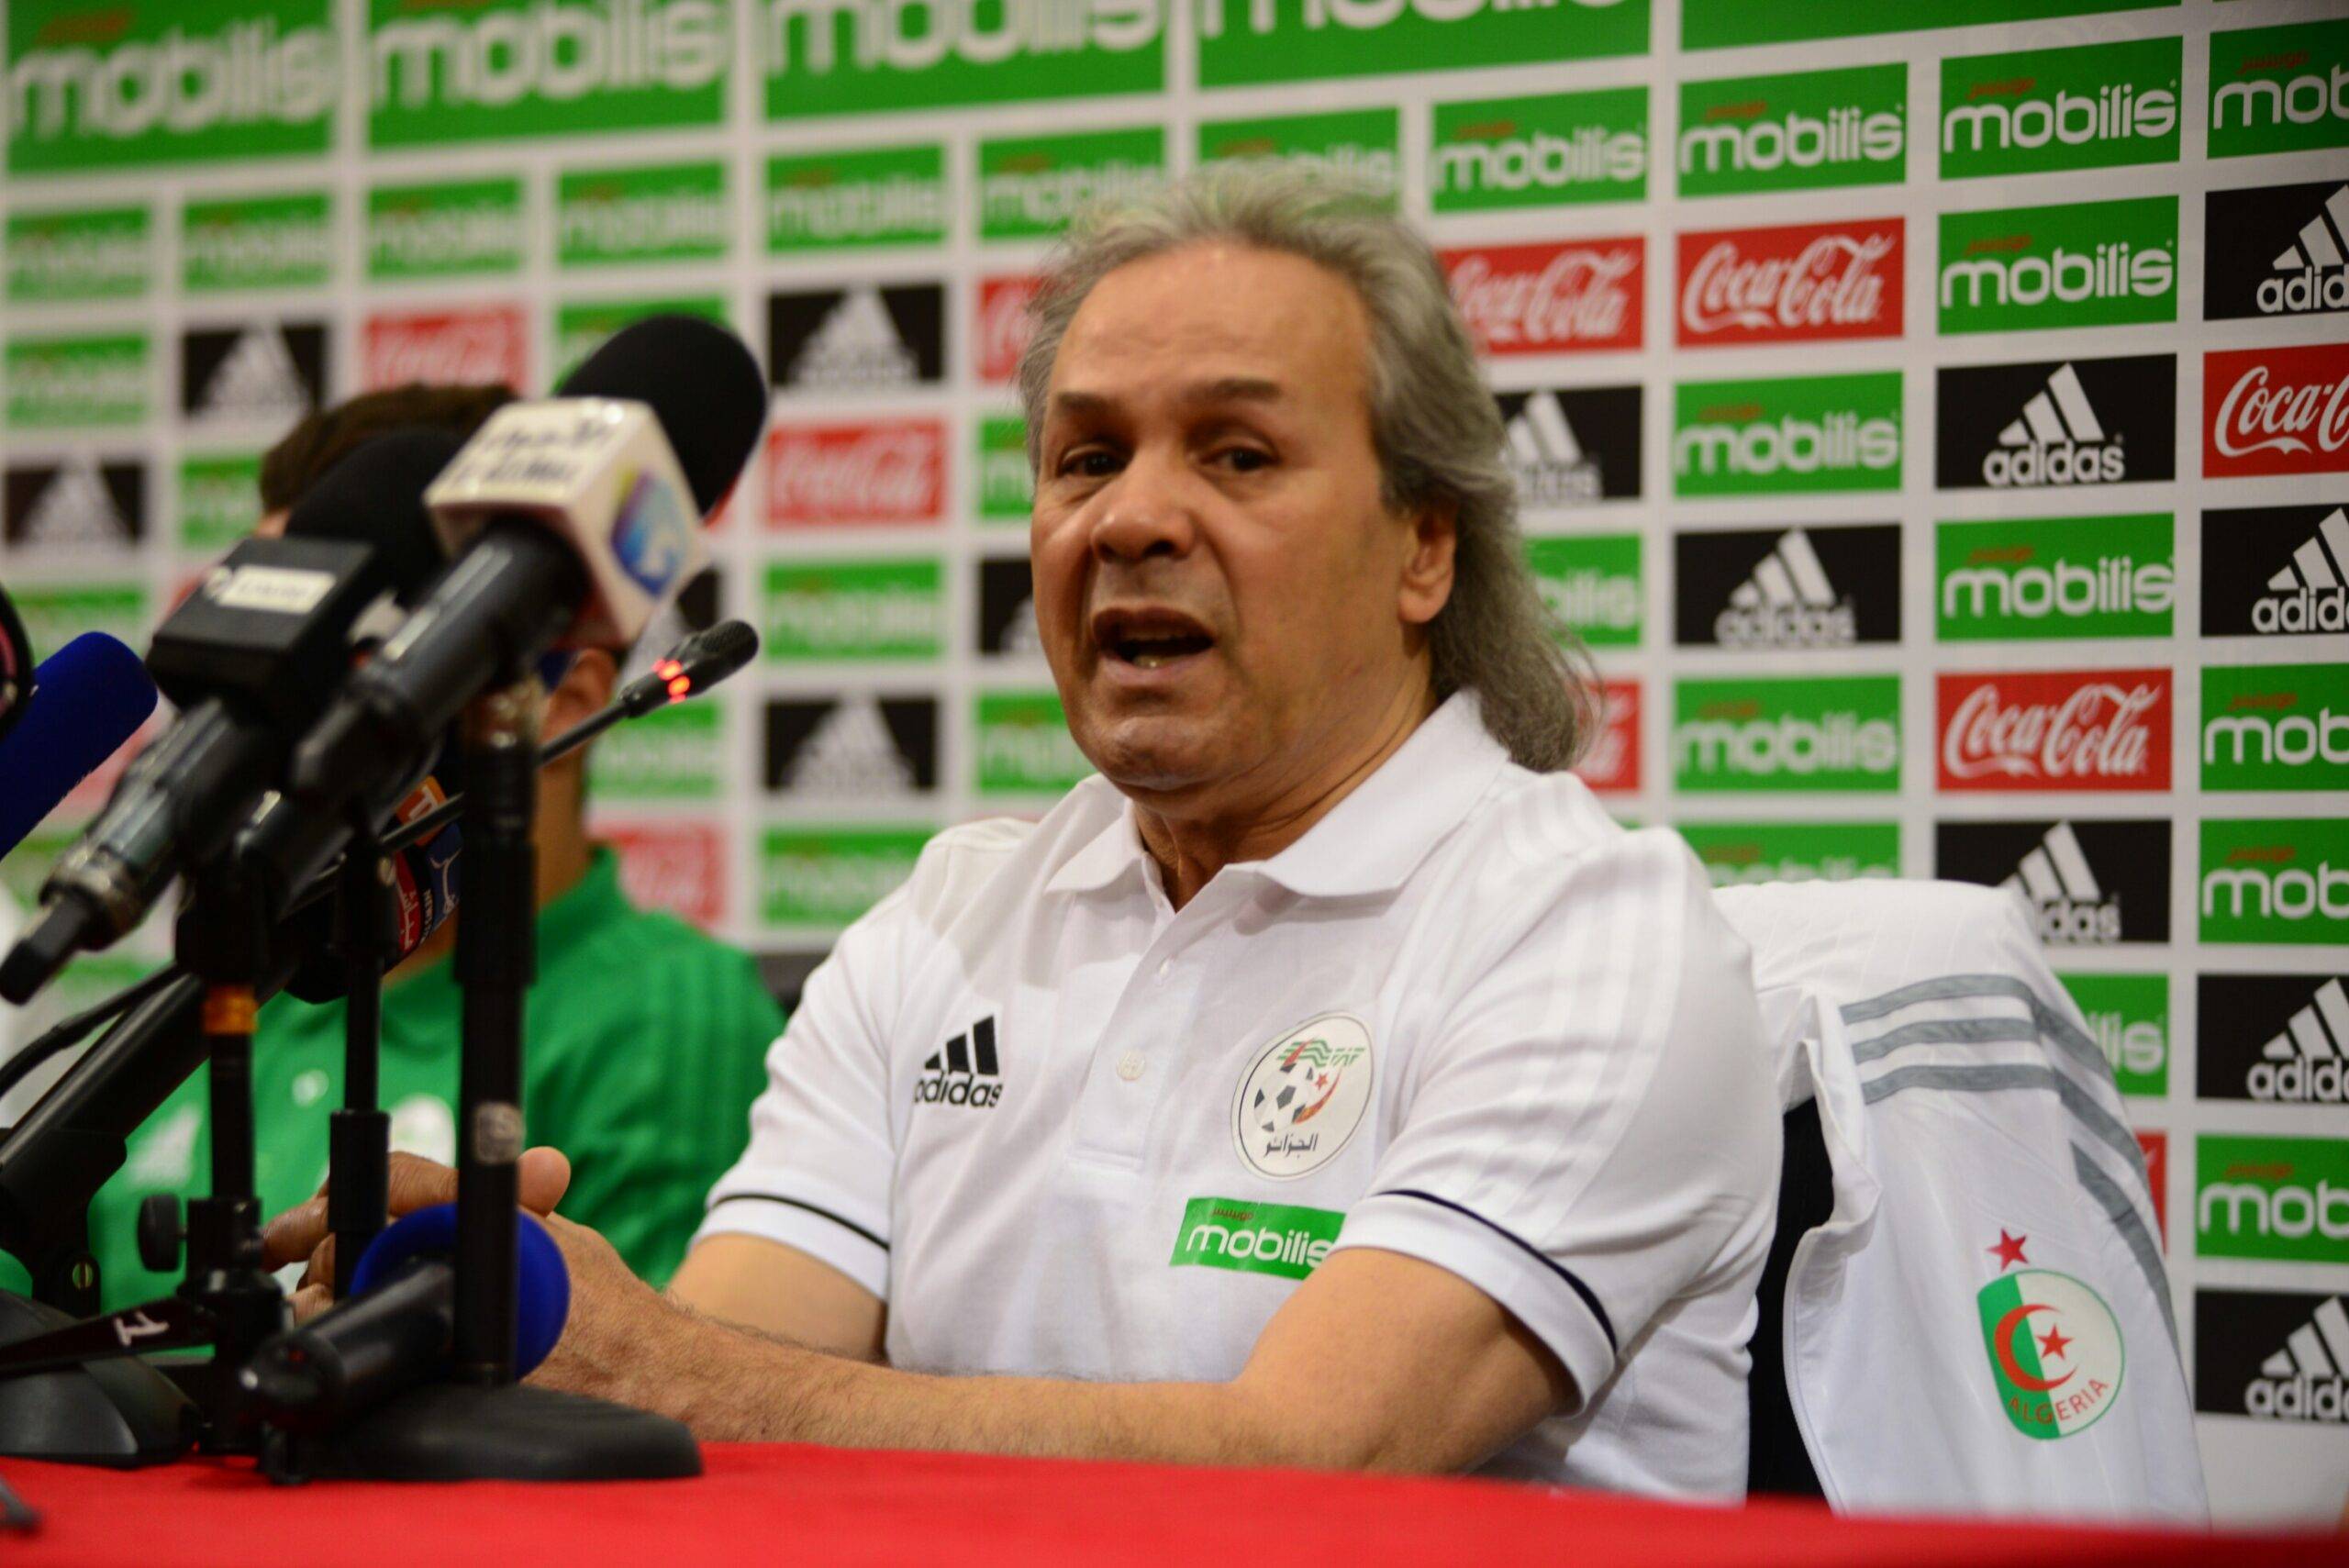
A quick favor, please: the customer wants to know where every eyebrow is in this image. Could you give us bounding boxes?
[1050,377,1287,417]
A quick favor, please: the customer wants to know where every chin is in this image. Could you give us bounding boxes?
[1078,713,1227,797]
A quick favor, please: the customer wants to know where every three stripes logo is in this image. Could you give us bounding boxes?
[1495,385,1641,505]
[2198,974,2349,1105]
[1936,817,2171,945]
[1674,523,1901,649]
[2201,505,2349,637]
[2206,180,2349,321]
[913,1016,1004,1107]
[2261,508,2349,637]
[1994,363,2119,486]
[1937,355,2175,491]
[2000,821,2121,946]
[2196,1288,2349,1424]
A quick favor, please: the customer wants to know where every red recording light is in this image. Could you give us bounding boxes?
[666,674,691,699]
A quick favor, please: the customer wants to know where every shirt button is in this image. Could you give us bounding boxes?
[1115,1050,1147,1083]
[1156,958,1172,978]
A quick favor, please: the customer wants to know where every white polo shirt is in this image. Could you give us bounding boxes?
[698,694,1779,1497]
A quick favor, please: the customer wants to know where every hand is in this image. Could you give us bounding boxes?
[262,1147,573,1321]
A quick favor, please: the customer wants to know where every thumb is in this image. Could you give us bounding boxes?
[518,1146,572,1215]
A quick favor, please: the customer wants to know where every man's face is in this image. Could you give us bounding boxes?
[1031,242,1452,816]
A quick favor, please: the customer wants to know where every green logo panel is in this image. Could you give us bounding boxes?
[178,452,263,552]
[978,416,1032,523]
[369,179,526,280]
[2199,817,2349,945]
[1677,65,1907,197]
[6,0,335,173]
[183,191,331,292]
[1938,196,2176,335]
[975,692,1092,796]
[2197,1134,2349,1263]
[763,0,1163,118]
[1672,676,1902,794]
[761,559,943,662]
[768,145,947,252]
[2209,20,2349,160]
[1677,821,1900,887]
[979,128,1163,242]
[2203,666,2349,795]
[1198,0,1647,87]
[554,296,729,384]
[1935,515,2175,642]
[2056,972,2166,1098]
[559,161,728,267]
[589,699,724,800]
[8,582,148,652]
[759,825,931,929]
[6,206,149,302]
[1431,87,1645,212]
[1525,534,1640,649]
[5,332,148,428]
[1170,1195,1343,1282]
[1685,0,2172,50]
[370,0,729,147]
[1197,107,1400,206]
[1940,36,2182,180]
[1672,373,1902,497]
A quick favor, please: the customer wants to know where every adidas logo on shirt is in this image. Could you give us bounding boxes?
[1713,528,1855,648]
[915,1016,1003,1107]
[1985,362,2123,487]
[2263,183,2349,317]
[1503,389,1602,507]
[2246,1295,2349,1423]
[2249,979,2349,1105]
[2254,506,2349,636]
[1998,820,2120,945]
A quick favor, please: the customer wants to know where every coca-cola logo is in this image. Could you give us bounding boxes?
[595,820,725,928]
[2207,343,2349,477]
[976,273,1042,384]
[1573,679,1641,794]
[1937,670,2172,792]
[766,419,945,527]
[362,307,527,393]
[1676,218,1903,346]
[1441,239,1643,357]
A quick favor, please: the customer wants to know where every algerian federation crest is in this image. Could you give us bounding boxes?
[1232,1014,1373,1180]
[1977,1268,2125,1440]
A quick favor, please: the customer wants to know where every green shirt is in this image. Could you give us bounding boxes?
[23,850,781,1307]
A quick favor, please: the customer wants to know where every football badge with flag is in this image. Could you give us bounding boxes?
[1976,1232,2126,1441]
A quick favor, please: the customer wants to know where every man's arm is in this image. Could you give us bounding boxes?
[667,1233,885,1362]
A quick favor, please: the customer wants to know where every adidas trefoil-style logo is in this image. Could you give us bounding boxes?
[2245,1294,2349,1422]
[1716,528,1855,647]
[915,1016,1003,1108]
[2265,184,2349,316]
[199,326,309,420]
[22,459,129,546]
[790,289,915,390]
[2251,979,2349,1104]
[1505,390,1602,506]
[1987,362,2123,487]
[784,697,913,795]
[2254,507,2349,635]
[1999,821,2121,944]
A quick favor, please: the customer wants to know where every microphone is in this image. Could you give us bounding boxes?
[614,619,758,719]
[0,634,160,862]
[0,584,32,745]
[287,316,765,813]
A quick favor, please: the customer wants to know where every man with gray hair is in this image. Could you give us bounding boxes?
[271,167,1780,1496]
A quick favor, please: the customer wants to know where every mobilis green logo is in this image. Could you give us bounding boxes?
[1198,108,1399,206]
[370,0,728,148]
[1936,514,2174,642]
[5,206,149,302]
[2210,19,2349,161]
[760,825,930,928]
[4,332,147,428]
[1941,37,2180,180]
[555,296,727,382]
[2203,665,2349,795]
[1672,676,1902,793]
[1197,0,1647,88]
[1677,65,1905,197]
[762,559,942,662]
[978,416,1031,523]
[979,128,1163,242]
[1431,87,1645,212]
[1684,0,2163,52]
[769,145,946,252]
[976,692,1091,796]
[369,179,525,280]
[183,192,330,293]
[5,1,334,173]
[2200,818,2349,945]
[1525,534,1639,648]
[559,161,727,267]
[1677,821,1899,887]
[1939,196,2176,335]
[2198,1134,2349,1264]
[1170,1195,1343,1283]
[589,699,722,800]
[1673,373,1901,496]
[762,0,1163,119]
[177,452,262,552]
[8,582,147,653]
[2057,973,2165,1096]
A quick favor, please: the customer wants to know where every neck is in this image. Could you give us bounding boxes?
[1133,673,1436,910]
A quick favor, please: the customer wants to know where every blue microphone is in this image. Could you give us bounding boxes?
[0,634,160,862]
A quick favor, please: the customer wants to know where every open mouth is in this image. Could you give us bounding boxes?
[1092,607,1215,671]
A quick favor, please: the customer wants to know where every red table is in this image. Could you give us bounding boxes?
[0,1444,2334,1567]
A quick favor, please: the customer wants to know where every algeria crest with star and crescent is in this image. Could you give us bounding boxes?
[1976,1230,2126,1441]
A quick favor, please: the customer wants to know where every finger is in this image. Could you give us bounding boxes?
[262,1195,329,1271]
[290,1284,333,1325]
[384,1152,461,1218]
[297,1236,337,1294]
[518,1147,572,1215]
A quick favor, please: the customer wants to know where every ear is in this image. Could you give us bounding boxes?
[1397,499,1457,629]
[545,648,618,738]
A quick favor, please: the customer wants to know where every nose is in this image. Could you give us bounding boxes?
[1089,449,1197,565]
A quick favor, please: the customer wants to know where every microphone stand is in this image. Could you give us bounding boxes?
[328,824,395,1301]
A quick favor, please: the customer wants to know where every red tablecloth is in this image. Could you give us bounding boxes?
[0,1444,2333,1567]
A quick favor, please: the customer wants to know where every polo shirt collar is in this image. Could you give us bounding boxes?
[1044,693,1508,903]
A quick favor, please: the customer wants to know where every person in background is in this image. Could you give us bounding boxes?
[50,382,783,1305]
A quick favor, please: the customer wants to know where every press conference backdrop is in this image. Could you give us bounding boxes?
[0,0,2343,1521]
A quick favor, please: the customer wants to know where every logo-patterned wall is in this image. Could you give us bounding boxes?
[0,0,2341,1521]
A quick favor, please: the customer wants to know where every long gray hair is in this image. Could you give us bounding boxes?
[1014,164,1598,773]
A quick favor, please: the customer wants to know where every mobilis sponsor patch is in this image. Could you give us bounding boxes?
[369,179,526,280]
[759,825,930,929]
[979,128,1163,242]
[2197,1134,2349,1265]
[769,145,948,251]
[1170,1196,1344,1282]
[1671,675,1901,793]
[5,207,150,303]
[1195,0,1645,88]
[2202,664,2349,794]
[2199,818,2349,947]
[1935,514,2175,642]
[1938,195,2177,335]
[1678,821,1899,888]
[762,0,1165,118]
[1676,64,1906,197]
[1431,87,1647,211]
[1673,373,1901,496]
[2209,18,2349,161]
[1939,36,2181,181]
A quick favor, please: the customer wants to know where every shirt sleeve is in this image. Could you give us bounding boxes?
[1327,827,1780,1410]
[692,885,908,1299]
